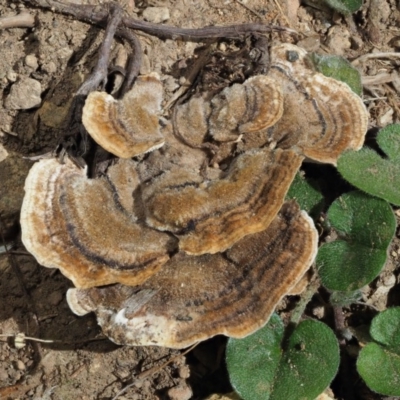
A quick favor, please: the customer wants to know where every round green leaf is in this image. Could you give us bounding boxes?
[310,53,362,95]
[337,124,400,206]
[357,308,400,395]
[322,0,362,14]
[370,308,400,350]
[357,342,400,395]
[316,191,396,291]
[270,320,340,400]
[226,314,284,400]
[227,316,339,400]
[376,124,400,161]
[286,173,324,219]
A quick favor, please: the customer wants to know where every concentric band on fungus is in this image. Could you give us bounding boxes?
[67,201,318,349]
[20,158,175,289]
[82,73,165,158]
[143,148,303,254]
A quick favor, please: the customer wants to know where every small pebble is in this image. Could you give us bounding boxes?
[167,382,193,400]
[297,36,320,52]
[25,54,39,70]
[382,274,396,287]
[57,47,73,60]
[218,42,227,52]
[42,61,57,74]
[178,365,190,379]
[140,54,151,75]
[142,6,170,24]
[312,305,325,319]
[6,70,17,82]
[16,360,26,370]
[4,78,42,110]
[0,144,9,163]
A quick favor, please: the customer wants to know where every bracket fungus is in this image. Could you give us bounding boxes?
[267,43,368,165]
[21,158,175,288]
[67,201,318,348]
[20,42,369,348]
[175,43,368,165]
[142,148,303,255]
[82,73,164,158]
[209,75,284,142]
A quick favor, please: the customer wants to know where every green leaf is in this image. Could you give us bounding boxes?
[316,191,396,291]
[310,53,362,95]
[370,308,400,350]
[286,173,325,219]
[226,314,284,399]
[357,308,400,395]
[226,315,339,400]
[321,0,363,15]
[337,124,400,206]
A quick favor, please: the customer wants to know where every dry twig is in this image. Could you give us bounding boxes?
[352,52,400,66]
[233,0,264,20]
[0,12,35,29]
[77,3,123,96]
[21,0,297,41]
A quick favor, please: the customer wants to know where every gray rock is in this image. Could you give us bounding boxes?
[142,6,170,24]
[4,78,42,109]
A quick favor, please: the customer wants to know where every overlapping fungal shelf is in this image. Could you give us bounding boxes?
[20,44,368,348]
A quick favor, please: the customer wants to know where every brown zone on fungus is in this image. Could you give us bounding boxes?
[175,44,367,165]
[82,73,165,158]
[142,148,304,255]
[208,75,283,142]
[175,96,211,147]
[267,43,368,165]
[66,201,318,348]
[21,158,175,289]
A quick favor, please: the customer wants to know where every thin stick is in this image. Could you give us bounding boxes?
[77,3,122,96]
[117,28,142,97]
[362,72,393,86]
[290,268,320,325]
[233,0,264,20]
[0,12,35,29]
[272,0,293,30]
[111,342,199,400]
[0,332,107,344]
[352,52,400,66]
[21,0,297,41]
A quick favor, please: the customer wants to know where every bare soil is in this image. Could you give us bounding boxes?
[1,0,400,399]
